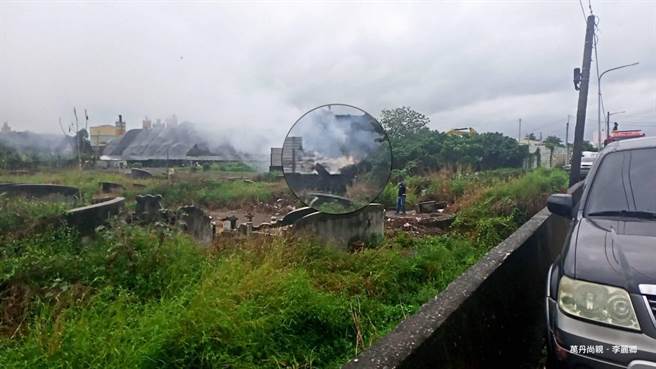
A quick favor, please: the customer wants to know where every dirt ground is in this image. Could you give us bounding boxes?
[210,196,299,230]
[384,209,456,237]
[212,197,457,237]
[385,207,455,236]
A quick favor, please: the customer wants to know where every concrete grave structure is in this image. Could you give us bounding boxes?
[130,168,154,179]
[0,183,80,200]
[293,204,384,249]
[415,200,447,213]
[177,205,215,245]
[135,194,163,223]
[280,207,318,226]
[65,197,125,234]
[100,182,126,193]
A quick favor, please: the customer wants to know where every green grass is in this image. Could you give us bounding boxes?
[209,162,256,172]
[0,197,70,240]
[0,170,157,203]
[0,169,288,210]
[0,168,567,368]
[148,179,284,209]
[377,167,525,209]
[0,226,481,369]
[452,168,567,248]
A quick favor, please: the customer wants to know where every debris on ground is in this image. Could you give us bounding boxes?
[385,210,456,237]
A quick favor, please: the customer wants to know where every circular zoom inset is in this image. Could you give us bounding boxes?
[282,104,392,214]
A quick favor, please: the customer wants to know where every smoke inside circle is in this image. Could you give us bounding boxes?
[282,104,392,214]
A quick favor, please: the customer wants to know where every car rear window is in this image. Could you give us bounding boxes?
[586,148,656,214]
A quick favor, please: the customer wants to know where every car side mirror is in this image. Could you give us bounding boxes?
[547,194,574,218]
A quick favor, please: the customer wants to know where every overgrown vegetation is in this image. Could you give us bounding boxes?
[148,178,285,209]
[380,107,529,175]
[0,225,482,369]
[0,197,70,240]
[208,161,256,172]
[0,170,288,210]
[377,168,525,209]
[452,168,568,248]
[0,167,567,368]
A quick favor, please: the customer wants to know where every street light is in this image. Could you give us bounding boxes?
[597,62,639,149]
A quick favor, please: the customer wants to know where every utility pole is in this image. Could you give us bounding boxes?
[570,15,595,186]
[605,110,626,141]
[518,118,522,142]
[565,115,570,163]
[73,107,82,171]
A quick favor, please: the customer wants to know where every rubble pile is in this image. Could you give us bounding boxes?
[385,212,455,237]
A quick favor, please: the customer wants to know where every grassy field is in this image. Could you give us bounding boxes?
[377,167,526,209]
[0,198,71,241]
[0,169,289,210]
[0,167,567,368]
[0,226,483,369]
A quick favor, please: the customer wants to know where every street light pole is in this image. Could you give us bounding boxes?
[597,62,639,149]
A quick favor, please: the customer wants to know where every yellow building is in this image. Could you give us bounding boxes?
[89,115,126,151]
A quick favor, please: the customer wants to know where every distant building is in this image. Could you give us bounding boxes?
[142,116,152,129]
[269,147,283,171]
[89,114,127,153]
[99,123,264,168]
[1,122,11,133]
[115,114,126,134]
[154,119,163,128]
[165,114,178,128]
[281,136,303,173]
[520,138,567,169]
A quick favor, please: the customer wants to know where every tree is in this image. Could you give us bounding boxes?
[581,140,596,152]
[379,106,430,143]
[543,136,563,167]
[379,106,530,174]
[379,107,433,173]
[470,133,529,170]
[0,142,22,170]
[525,133,537,141]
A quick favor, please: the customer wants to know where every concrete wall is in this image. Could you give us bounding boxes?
[285,173,352,195]
[522,141,568,169]
[343,183,584,369]
[293,203,384,249]
[65,197,125,234]
[0,183,80,199]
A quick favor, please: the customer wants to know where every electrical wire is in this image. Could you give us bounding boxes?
[578,0,588,22]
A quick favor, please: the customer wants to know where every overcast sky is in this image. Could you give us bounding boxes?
[2,1,655,153]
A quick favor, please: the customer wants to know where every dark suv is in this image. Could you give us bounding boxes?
[546,137,656,369]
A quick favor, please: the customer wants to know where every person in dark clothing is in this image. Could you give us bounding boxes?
[396,180,406,214]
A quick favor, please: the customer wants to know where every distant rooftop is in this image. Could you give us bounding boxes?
[101,123,252,161]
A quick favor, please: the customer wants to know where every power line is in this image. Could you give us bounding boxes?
[588,0,595,15]
[578,0,588,22]
[592,12,604,149]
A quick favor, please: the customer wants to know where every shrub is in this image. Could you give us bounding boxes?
[452,168,567,249]
[0,198,69,239]
[1,227,481,369]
